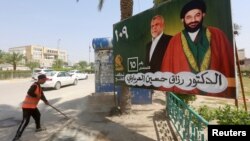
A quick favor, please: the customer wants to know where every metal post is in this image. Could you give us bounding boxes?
[235,42,247,111]
[57,39,61,59]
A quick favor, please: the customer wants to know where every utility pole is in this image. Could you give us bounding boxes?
[57,39,61,59]
[89,44,91,64]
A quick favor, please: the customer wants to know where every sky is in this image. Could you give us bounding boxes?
[0,0,249,64]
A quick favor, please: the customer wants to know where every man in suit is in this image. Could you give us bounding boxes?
[145,15,172,72]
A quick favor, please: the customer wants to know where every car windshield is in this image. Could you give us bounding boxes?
[45,71,57,76]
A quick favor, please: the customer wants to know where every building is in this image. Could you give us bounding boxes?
[237,49,245,60]
[237,48,250,71]
[9,45,68,68]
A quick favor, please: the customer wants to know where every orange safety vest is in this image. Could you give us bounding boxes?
[22,83,42,109]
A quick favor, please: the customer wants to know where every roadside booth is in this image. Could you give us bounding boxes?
[92,37,152,104]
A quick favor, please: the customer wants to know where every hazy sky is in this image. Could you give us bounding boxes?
[0,0,249,63]
[231,0,250,58]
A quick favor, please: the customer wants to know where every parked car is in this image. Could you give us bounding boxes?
[32,68,53,80]
[68,70,88,80]
[41,71,78,90]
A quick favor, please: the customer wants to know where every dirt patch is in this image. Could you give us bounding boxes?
[191,95,236,109]
[42,91,177,141]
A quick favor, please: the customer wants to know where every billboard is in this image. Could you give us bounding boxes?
[113,0,236,98]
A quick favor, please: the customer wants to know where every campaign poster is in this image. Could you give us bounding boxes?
[113,0,236,98]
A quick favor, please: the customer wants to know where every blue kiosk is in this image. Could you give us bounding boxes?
[92,37,152,104]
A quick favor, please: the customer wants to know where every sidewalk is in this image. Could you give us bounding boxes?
[42,92,179,141]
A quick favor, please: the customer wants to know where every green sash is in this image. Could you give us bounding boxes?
[181,27,211,73]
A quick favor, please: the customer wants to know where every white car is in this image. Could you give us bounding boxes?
[41,71,78,90]
[68,70,88,80]
[32,68,53,80]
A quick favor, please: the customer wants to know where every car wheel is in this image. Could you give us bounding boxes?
[55,82,61,90]
[73,79,78,85]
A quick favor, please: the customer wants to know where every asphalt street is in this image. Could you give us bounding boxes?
[0,74,96,141]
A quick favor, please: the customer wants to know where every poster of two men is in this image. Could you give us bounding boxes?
[113,0,236,99]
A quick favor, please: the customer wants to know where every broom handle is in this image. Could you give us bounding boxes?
[49,104,69,119]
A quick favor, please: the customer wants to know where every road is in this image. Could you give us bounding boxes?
[0,74,166,141]
[0,74,96,141]
[0,74,95,107]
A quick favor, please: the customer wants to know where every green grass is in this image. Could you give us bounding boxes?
[238,76,250,111]
[239,77,250,101]
[241,77,250,97]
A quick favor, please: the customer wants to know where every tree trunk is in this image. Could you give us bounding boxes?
[120,0,133,20]
[120,84,132,114]
[13,63,16,71]
[119,0,133,114]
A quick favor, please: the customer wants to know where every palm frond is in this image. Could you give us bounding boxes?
[98,0,104,11]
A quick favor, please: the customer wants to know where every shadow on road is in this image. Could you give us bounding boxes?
[47,94,156,141]
[0,93,170,141]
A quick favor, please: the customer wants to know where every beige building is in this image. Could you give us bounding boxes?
[237,48,250,71]
[237,48,246,60]
[9,45,68,68]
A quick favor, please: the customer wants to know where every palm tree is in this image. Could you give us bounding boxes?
[89,62,95,70]
[0,50,5,64]
[97,0,134,114]
[52,59,64,70]
[4,52,24,71]
[153,0,170,6]
[78,60,88,71]
[98,0,133,20]
[26,61,40,71]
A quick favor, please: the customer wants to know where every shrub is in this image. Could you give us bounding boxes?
[175,93,197,105]
[215,105,250,125]
[0,70,31,80]
[197,105,250,125]
[197,105,216,122]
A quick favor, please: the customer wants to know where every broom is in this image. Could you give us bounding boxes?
[48,104,70,119]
